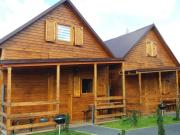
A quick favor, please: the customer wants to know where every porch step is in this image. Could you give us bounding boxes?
[96,112,126,119]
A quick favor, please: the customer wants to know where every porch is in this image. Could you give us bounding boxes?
[125,67,180,114]
[0,58,125,134]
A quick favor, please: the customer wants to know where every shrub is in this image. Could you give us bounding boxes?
[64,114,70,133]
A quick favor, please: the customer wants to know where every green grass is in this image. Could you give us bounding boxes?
[32,130,89,135]
[101,115,180,130]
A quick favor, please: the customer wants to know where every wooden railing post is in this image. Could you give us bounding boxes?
[0,70,4,131]
[56,65,60,113]
[159,72,162,102]
[176,70,179,108]
[122,62,126,114]
[94,63,97,124]
[138,72,142,104]
[7,67,12,134]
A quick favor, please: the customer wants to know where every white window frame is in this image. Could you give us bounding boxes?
[57,25,71,42]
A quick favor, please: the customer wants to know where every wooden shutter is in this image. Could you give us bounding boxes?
[70,27,75,45]
[152,43,157,56]
[146,40,151,56]
[45,20,56,42]
[75,27,83,46]
[73,75,81,97]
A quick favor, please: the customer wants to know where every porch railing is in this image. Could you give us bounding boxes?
[95,96,126,121]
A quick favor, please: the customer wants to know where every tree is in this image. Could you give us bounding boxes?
[64,114,70,133]
[118,130,126,135]
[175,101,180,120]
[157,108,165,135]
[131,111,138,127]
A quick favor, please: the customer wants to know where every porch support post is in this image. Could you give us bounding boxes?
[122,62,126,114]
[159,72,162,102]
[0,70,4,130]
[7,67,12,134]
[56,65,60,113]
[138,72,142,104]
[176,70,179,110]
[94,63,97,124]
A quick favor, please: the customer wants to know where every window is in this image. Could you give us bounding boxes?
[57,25,71,42]
[82,79,93,93]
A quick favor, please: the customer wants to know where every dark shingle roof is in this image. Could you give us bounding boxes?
[105,24,179,65]
[105,24,154,58]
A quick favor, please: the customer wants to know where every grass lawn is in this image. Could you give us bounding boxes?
[32,130,89,135]
[101,115,180,130]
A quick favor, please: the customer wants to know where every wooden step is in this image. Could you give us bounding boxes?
[96,112,126,119]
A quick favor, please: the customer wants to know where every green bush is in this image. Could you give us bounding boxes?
[157,108,165,135]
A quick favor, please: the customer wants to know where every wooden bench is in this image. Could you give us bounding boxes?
[163,99,176,112]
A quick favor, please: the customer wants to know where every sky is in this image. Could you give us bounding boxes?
[0,0,180,61]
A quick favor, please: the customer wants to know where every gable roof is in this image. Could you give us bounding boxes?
[105,24,179,65]
[0,0,113,57]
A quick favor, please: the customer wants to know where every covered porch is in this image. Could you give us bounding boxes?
[0,58,125,134]
[125,67,180,115]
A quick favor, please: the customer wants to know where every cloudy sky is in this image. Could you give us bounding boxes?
[0,0,180,61]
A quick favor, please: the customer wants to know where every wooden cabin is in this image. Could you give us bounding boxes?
[105,24,180,115]
[0,0,126,134]
[0,0,179,134]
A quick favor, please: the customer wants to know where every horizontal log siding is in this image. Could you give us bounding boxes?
[2,2,110,60]
[125,30,176,70]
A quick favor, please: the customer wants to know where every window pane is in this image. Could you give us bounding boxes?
[57,25,71,42]
[82,79,93,93]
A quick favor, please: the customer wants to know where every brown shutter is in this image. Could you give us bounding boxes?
[45,20,56,42]
[75,27,83,46]
[73,75,81,97]
[70,26,75,45]
[146,40,151,56]
[152,43,157,56]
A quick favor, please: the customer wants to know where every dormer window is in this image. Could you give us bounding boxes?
[57,25,71,42]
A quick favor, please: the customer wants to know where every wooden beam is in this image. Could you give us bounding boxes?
[0,70,3,128]
[96,104,124,110]
[6,67,12,134]
[56,65,60,113]
[136,70,177,74]
[2,61,123,68]
[138,73,142,104]
[176,70,179,108]
[48,73,54,111]
[96,112,126,119]
[7,111,57,119]
[5,101,59,107]
[122,62,126,114]
[96,96,123,101]
[159,72,162,101]
[9,122,55,131]
[94,63,97,124]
